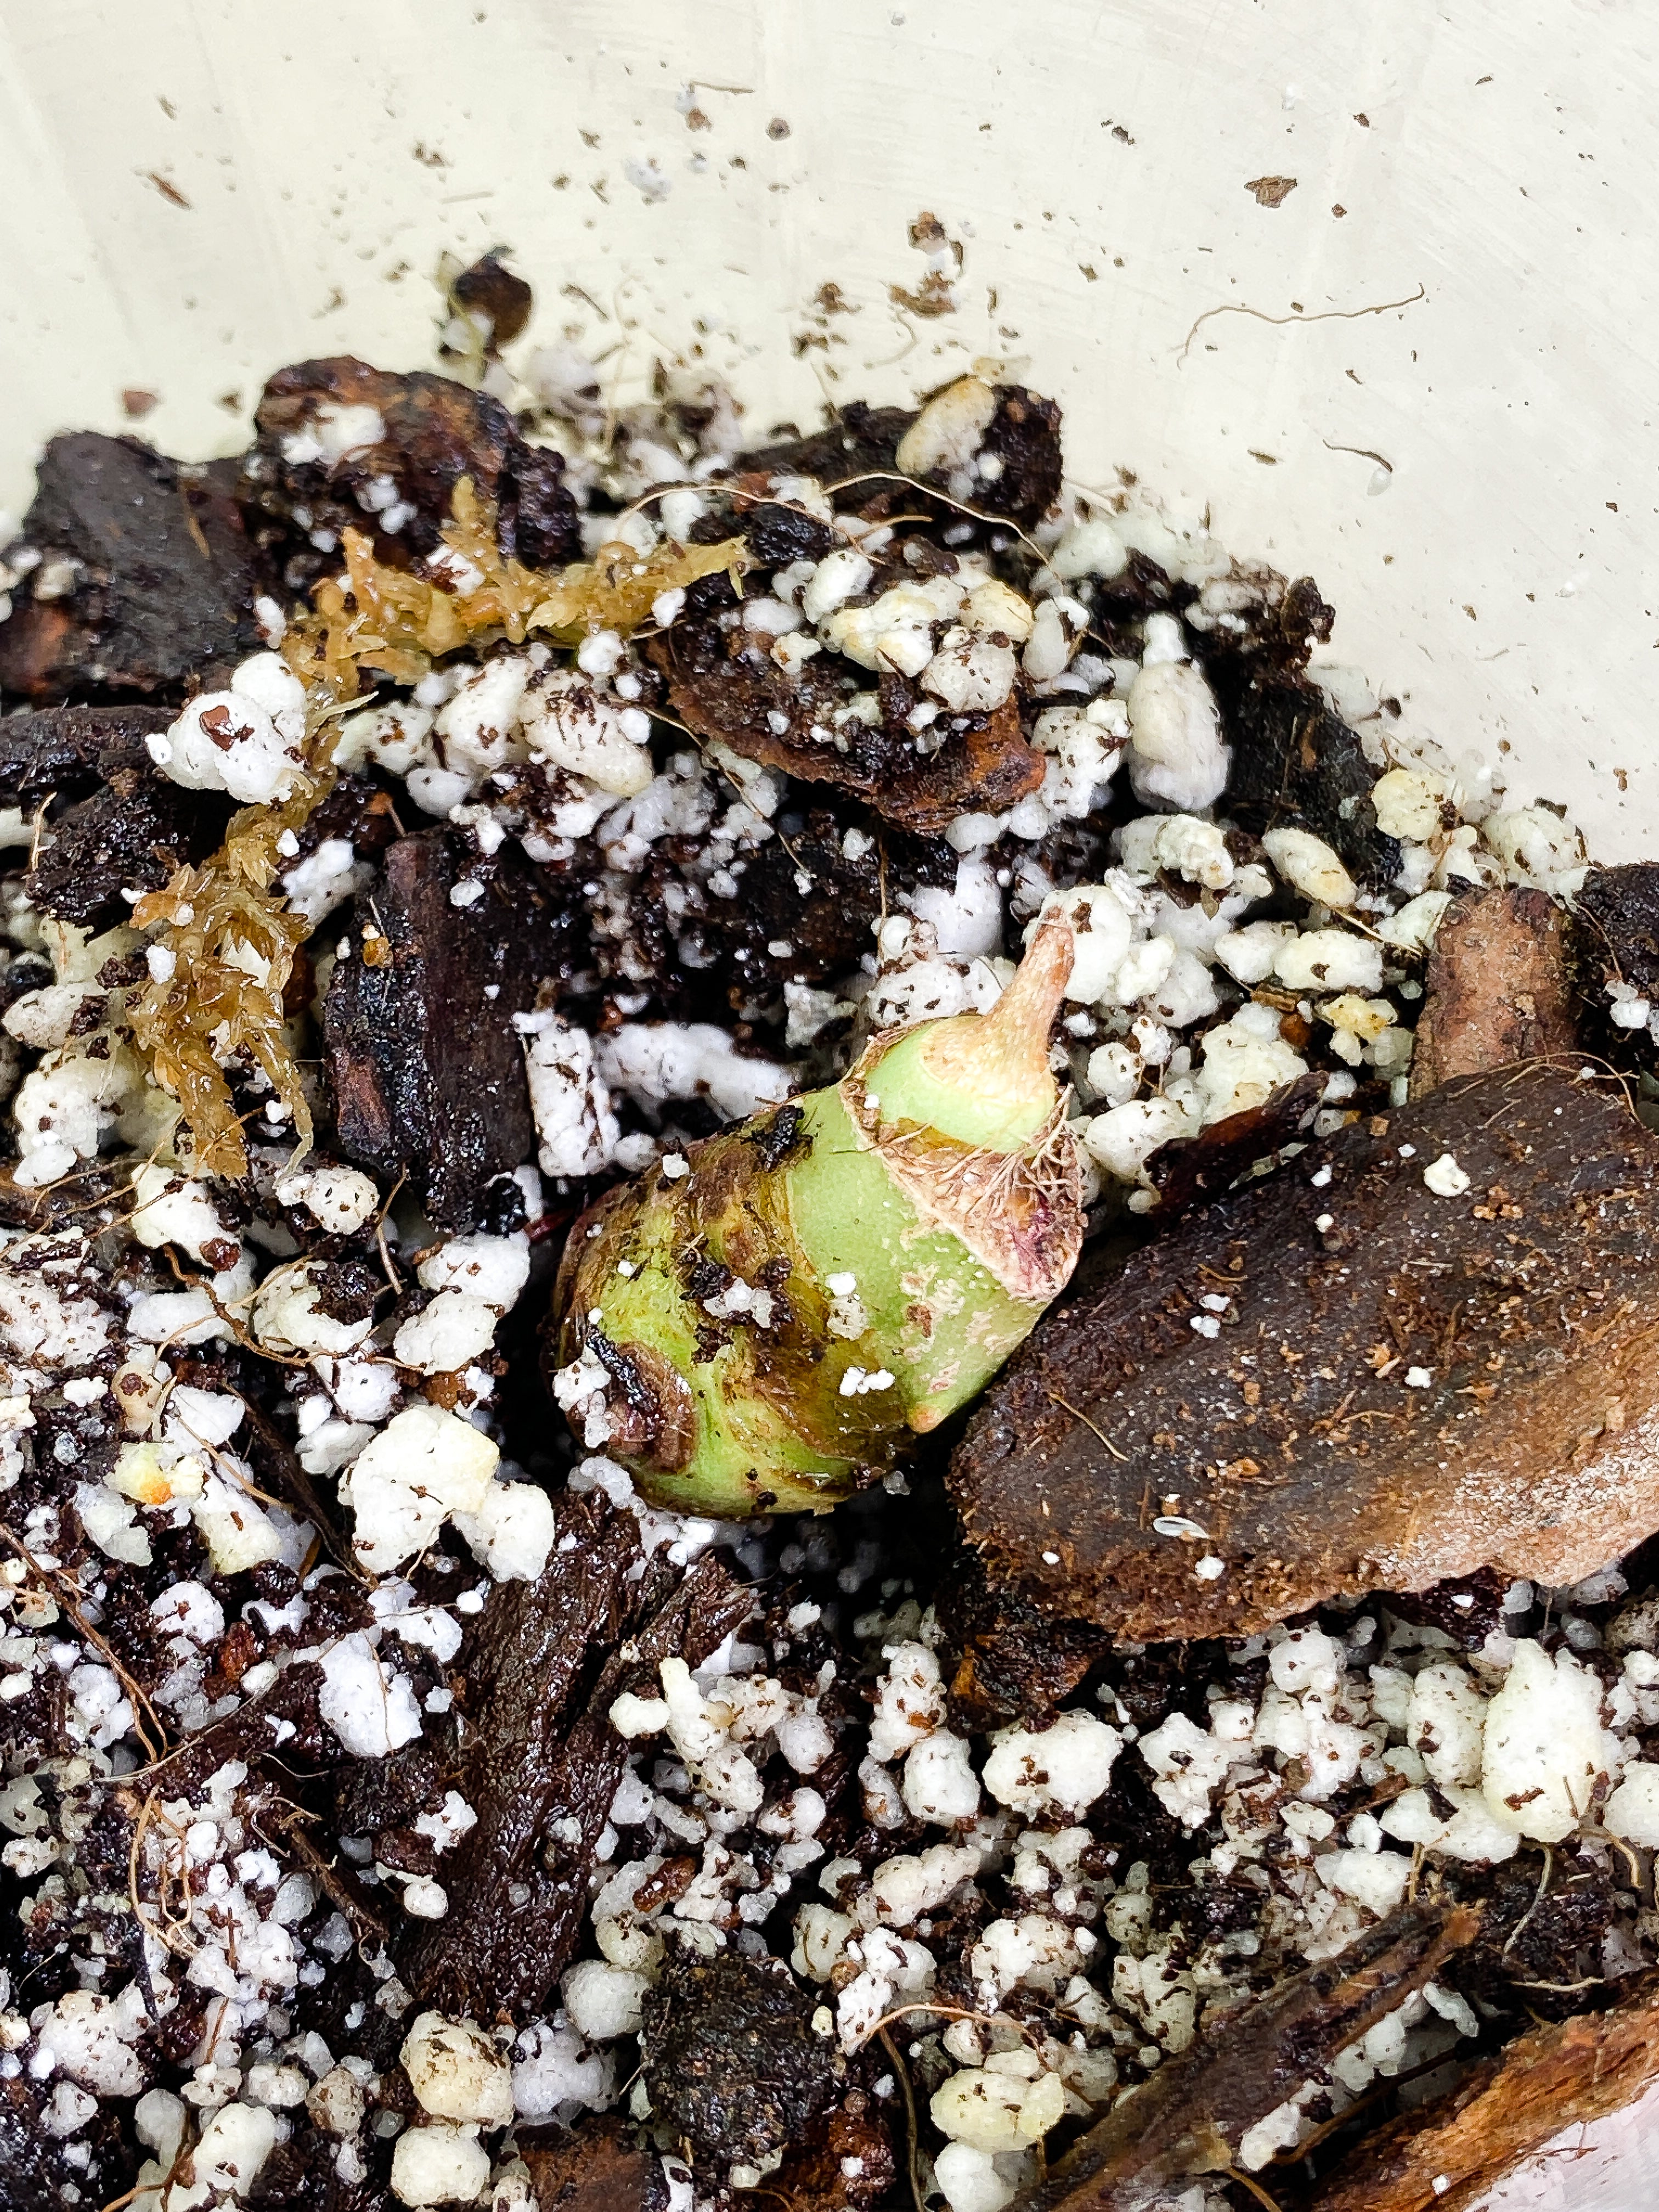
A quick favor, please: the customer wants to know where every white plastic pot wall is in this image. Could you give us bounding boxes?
[2,2,1657,2191]
[3,0,1656,863]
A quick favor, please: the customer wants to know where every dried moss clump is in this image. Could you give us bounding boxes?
[130,484,744,1178]
[283,476,748,697]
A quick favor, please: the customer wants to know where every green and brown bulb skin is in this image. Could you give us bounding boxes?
[548,916,1084,1519]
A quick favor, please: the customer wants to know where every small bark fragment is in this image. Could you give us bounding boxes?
[448,251,534,352]
[767,2102,900,2211]
[952,1064,1659,1639]
[936,1547,1110,1732]
[1147,1069,1325,1212]
[1410,885,1579,1096]
[1306,1980,1659,2212]
[516,2119,668,2212]
[1016,1903,1480,2210]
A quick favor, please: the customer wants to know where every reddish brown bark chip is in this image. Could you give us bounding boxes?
[647,620,1043,833]
[517,2119,669,2211]
[1306,1984,1659,2212]
[1410,885,1580,1096]
[950,1063,1659,1640]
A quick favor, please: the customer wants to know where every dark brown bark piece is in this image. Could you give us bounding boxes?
[1015,1903,1480,2211]
[26,770,221,931]
[646,621,1042,833]
[951,1063,1659,1640]
[1204,658,1403,892]
[323,831,577,1229]
[0,702,173,803]
[1410,886,1579,1096]
[0,439,266,702]
[517,2119,668,2212]
[245,356,577,571]
[640,1947,842,2170]
[1306,1981,1659,2212]
[398,1491,750,2022]
[449,252,534,351]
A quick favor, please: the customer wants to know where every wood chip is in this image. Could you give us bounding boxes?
[951,1064,1659,1638]
[1015,1903,1479,2209]
[1306,1980,1659,2211]
[1410,886,1578,1096]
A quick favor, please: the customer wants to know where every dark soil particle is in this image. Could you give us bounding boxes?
[0,702,176,804]
[1570,859,1659,1079]
[733,402,916,503]
[936,1547,1110,1731]
[1446,1847,1621,2024]
[1204,657,1403,893]
[1379,1568,1512,1652]
[246,2123,394,2210]
[727,495,838,568]
[972,385,1065,527]
[640,1944,842,2168]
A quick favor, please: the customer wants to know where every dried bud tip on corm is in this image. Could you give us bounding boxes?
[547,913,1084,1517]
